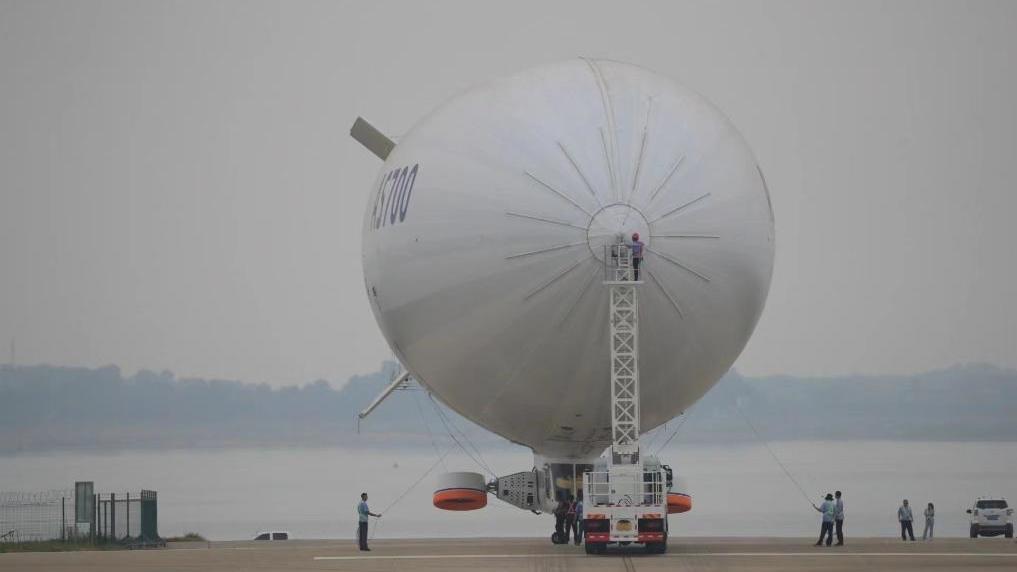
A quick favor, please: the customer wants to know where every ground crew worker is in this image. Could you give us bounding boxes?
[834,490,845,545]
[574,492,584,545]
[923,502,935,541]
[553,494,569,543]
[898,499,915,541]
[630,233,645,280]
[357,492,381,551]
[564,494,579,546]
[813,493,835,546]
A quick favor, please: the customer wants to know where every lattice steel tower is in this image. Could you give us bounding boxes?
[604,242,642,467]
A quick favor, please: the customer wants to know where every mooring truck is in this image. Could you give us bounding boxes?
[580,241,686,554]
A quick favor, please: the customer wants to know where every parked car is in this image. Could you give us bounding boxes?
[967,498,1013,538]
[253,531,290,540]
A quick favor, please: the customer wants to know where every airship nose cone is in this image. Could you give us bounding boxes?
[586,203,650,261]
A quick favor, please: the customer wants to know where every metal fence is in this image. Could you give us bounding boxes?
[0,485,159,545]
[95,491,147,542]
[0,490,71,543]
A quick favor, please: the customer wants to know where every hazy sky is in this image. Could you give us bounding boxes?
[1,0,1015,386]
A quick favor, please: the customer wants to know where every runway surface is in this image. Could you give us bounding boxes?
[2,537,1017,571]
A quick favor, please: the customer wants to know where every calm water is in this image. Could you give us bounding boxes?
[1,441,1014,540]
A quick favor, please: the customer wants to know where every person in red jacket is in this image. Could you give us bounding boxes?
[630,233,645,280]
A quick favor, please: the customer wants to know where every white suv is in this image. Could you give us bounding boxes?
[967,498,1013,538]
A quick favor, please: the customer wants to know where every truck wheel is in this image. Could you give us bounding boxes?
[645,541,667,554]
[645,532,668,554]
[970,524,979,538]
[584,542,604,554]
[1006,524,1013,539]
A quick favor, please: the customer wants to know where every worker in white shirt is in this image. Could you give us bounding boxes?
[834,490,845,546]
[898,499,915,541]
[813,493,836,547]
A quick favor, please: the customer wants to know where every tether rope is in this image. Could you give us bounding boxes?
[368,444,455,540]
[653,405,697,455]
[427,394,497,478]
[736,405,816,507]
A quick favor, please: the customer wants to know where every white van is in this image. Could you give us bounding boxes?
[253,531,290,541]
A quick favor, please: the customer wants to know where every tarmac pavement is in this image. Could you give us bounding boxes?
[2,537,1016,571]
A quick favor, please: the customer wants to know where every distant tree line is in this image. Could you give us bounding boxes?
[0,361,1014,453]
[685,363,1017,442]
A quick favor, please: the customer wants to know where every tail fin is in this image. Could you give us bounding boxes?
[350,117,395,160]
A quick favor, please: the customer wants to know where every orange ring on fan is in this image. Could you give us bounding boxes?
[433,488,487,511]
[667,492,693,514]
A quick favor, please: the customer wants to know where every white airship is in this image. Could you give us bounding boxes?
[353,58,773,553]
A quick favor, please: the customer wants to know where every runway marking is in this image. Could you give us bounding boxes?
[314,552,1017,561]
[316,555,545,561]
[671,552,1017,557]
